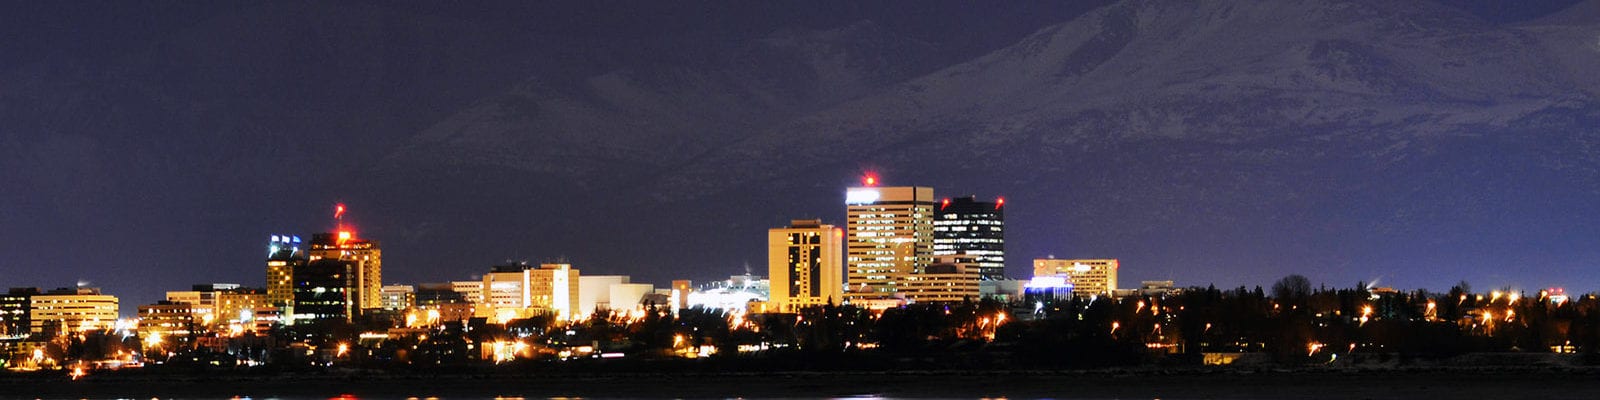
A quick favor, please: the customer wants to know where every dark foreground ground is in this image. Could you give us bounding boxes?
[5,367,1600,399]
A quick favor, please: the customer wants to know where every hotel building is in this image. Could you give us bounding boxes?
[845,184,935,303]
[768,219,843,312]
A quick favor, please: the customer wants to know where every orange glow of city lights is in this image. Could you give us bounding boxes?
[337,230,353,243]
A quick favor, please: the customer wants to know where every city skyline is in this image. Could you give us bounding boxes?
[3,176,1589,311]
[5,0,1600,318]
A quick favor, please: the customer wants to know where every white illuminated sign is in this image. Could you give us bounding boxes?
[846,189,881,205]
[1026,276,1070,289]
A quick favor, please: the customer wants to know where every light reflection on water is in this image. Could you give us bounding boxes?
[150,397,1100,400]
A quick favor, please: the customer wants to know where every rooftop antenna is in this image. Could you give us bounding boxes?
[334,203,346,230]
[334,203,349,244]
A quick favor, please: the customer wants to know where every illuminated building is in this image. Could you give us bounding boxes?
[687,275,769,312]
[1033,258,1119,298]
[291,258,359,324]
[933,196,1006,281]
[577,276,656,316]
[610,283,654,310]
[451,280,484,304]
[483,264,534,311]
[251,306,281,333]
[475,263,581,321]
[163,284,262,330]
[380,284,415,311]
[216,288,266,331]
[1023,276,1073,302]
[768,219,843,312]
[307,231,383,313]
[900,256,981,303]
[979,279,1028,302]
[165,289,218,325]
[30,287,119,336]
[137,301,197,342]
[265,234,305,308]
[531,263,580,321]
[1,288,39,337]
[845,183,935,302]
[671,280,693,312]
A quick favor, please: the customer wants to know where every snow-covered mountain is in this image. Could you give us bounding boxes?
[379,0,1600,288]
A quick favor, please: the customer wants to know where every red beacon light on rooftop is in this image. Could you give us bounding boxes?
[996,197,1006,209]
[862,174,878,187]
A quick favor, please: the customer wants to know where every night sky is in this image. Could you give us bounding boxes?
[2,0,1597,310]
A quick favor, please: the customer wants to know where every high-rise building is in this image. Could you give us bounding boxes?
[307,231,382,312]
[768,219,843,312]
[1033,258,1119,298]
[845,184,935,302]
[0,288,39,337]
[292,258,360,325]
[30,287,118,336]
[933,196,1006,281]
[265,234,305,308]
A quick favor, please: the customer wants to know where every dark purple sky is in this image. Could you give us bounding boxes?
[2,0,1596,309]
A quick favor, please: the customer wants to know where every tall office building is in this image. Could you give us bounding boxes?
[265,234,305,308]
[845,184,935,302]
[307,231,382,312]
[0,288,39,337]
[933,196,1006,281]
[1033,258,1119,298]
[768,219,843,312]
[292,258,359,324]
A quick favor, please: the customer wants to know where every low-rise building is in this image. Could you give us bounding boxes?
[30,287,119,336]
